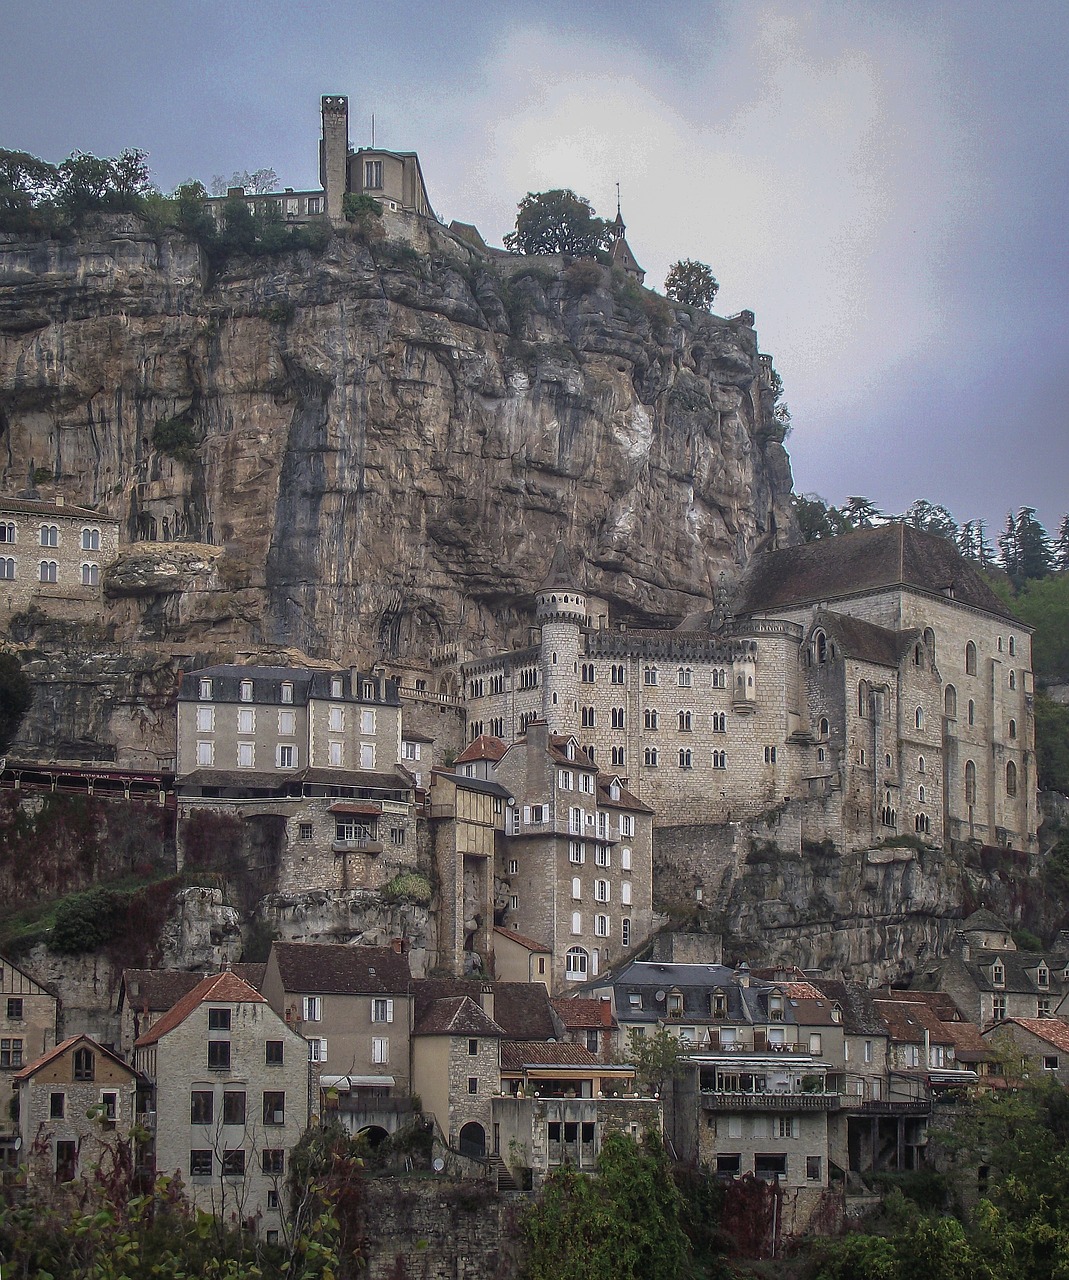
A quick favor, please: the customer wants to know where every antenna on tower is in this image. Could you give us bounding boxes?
[372,113,376,147]
[616,181,621,217]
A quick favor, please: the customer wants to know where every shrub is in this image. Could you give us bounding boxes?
[343,192,382,221]
[563,260,603,297]
[152,416,199,465]
[51,887,127,953]
[382,872,431,906]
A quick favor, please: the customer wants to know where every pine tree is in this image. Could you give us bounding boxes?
[1016,507,1054,581]
[1055,515,1069,573]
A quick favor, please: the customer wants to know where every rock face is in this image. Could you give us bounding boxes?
[0,214,792,701]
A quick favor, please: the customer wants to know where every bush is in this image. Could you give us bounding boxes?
[152,416,199,465]
[382,872,431,906]
[563,260,603,297]
[343,192,382,221]
[51,887,127,953]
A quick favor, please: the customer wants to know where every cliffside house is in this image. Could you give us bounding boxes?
[14,1035,144,1186]
[116,964,266,1060]
[134,970,313,1240]
[0,495,119,624]
[0,955,58,1176]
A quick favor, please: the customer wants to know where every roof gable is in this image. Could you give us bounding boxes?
[15,1034,139,1083]
[134,971,266,1047]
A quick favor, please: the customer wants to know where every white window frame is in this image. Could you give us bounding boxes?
[371,998,394,1024]
[372,1036,389,1065]
[302,996,322,1022]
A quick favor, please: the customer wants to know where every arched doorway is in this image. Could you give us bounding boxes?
[458,1122,486,1158]
[357,1125,390,1149]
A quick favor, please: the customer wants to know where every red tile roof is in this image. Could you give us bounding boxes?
[413,995,504,1037]
[500,1040,606,1071]
[271,942,411,996]
[1000,1018,1069,1053]
[14,1034,138,1083]
[872,997,956,1045]
[551,997,617,1030]
[494,926,550,953]
[134,971,265,1047]
[455,735,507,764]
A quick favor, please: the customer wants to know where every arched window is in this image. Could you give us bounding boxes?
[858,681,869,718]
[945,686,957,719]
[712,751,726,769]
[814,631,827,663]
[73,1047,95,1081]
[965,642,977,676]
[80,562,99,586]
[570,911,582,935]
[677,667,692,687]
[1006,761,1018,797]
[678,711,692,731]
[819,717,830,738]
[81,527,100,551]
[565,946,589,979]
[1009,670,1016,690]
[611,746,625,767]
[678,749,692,769]
[643,665,658,686]
[965,760,977,806]
[924,628,936,663]
[712,712,726,733]
[915,707,924,730]
[918,755,926,774]
[572,877,581,900]
[644,708,658,730]
[611,707,625,729]
[918,785,926,803]
[1009,636,1016,657]
[968,700,975,726]
[39,560,58,583]
[1009,719,1017,740]
[644,747,658,767]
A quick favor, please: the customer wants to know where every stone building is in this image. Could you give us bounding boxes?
[0,495,119,623]
[134,971,312,1240]
[981,1017,1069,1086]
[0,953,57,1173]
[14,1035,143,1185]
[176,664,417,894]
[461,526,1037,855]
[116,964,266,1060]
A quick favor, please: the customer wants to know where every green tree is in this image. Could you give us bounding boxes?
[664,258,719,309]
[0,148,61,230]
[503,188,609,256]
[903,499,959,543]
[210,167,279,196]
[1055,515,1069,573]
[1035,694,1069,793]
[0,651,31,751]
[841,495,882,529]
[624,1026,689,1095]
[1000,507,1053,584]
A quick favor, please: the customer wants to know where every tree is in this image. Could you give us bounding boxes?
[503,188,608,256]
[664,258,719,309]
[1000,507,1053,584]
[210,168,279,196]
[1055,515,1069,573]
[841,495,882,529]
[903,499,959,543]
[624,1026,689,1095]
[958,518,995,566]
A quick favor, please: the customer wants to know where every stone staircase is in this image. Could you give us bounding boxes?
[488,1153,520,1191]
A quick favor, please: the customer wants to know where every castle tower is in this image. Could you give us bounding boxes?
[607,189,645,284]
[535,543,586,734]
[320,95,349,225]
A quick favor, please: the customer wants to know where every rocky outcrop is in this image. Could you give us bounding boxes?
[0,214,791,761]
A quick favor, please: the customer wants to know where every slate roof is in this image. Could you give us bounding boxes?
[119,969,204,1013]
[733,524,1021,623]
[596,774,654,814]
[807,980,888,1036]
[871,996,956,1046]
[134,972,265,1047]
[547,735,597,770]
[13,1034,139,1083]
[879,989,964,1021]
[0,496,116,521]
[961,909,1011,933]
[434,771,513,800]
[539,542,583,591]
[271,943,411,996]
[411,979,560,1041]
[815,611,919,668]
[178,666,400,706]
[609,960,787,1024]
[413,995,504,1037]
[500,1040,606,1071]
[455,735,508,765]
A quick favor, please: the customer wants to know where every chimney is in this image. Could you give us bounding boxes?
[737,961,750,989]
[479,983,495,1021]
[54,495,64,508]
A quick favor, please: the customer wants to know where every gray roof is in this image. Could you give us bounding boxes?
[178,666,400,706]
[814,611,919,668]
[271,942,411,995]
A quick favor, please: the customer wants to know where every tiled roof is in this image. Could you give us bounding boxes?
[816,611,918,668]
[942,1020,994,1061]
[500,1040,604,1071]
[434,771,513,800]
[14,1034,138,1083]
[231,962,266,990]
[872,997,955,1045]
[880,989,963,1021]
[413,995,504,1037]
[119,969,204,1013]
[548,735,597,769]
[134,971,266,1047]
[551,997,616,1030]
[807,980,888,1036]
[412,979,560,1041]
[271,943,411,996]
[539,542,583,591]
[733,523,1021,623]
[0,496,116,520]
[962,909,1010,932]
[782,981,825,1000]
[999,1018,1069,1053]
[455,735,507,764]
[596,774,653,814]
[494,926,550,953]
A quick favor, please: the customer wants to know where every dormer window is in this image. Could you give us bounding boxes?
[831,1004,843,1024]
[992,962,1005,987]
[239,680,253,702]
[1038,966,1049,988]
[199,678,213,700]
[331,678,343,698]
[712,991,727,1018]
[769,994,784,1021]
[281,682,293,704]
[363,681,375,700]
[667,991,684,1017]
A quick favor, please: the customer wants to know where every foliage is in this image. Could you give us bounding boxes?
[623,1025,689,1094]
[665,258,719,309]
[152,415,200,465]
[562,258,603,296]
[1035,694,1069,794]
[903,499,959,543]
[0,651,31,751]
[524,1131,690,1280]
[792,493,884,542]
[1001,573,1069,682]
[50,886,129,953]
[503,188,609,256]
[210,168,279,196]
[999,506,1054,585]
[381,871,431,906]
[957,518,997,565]
[342,191,382,221]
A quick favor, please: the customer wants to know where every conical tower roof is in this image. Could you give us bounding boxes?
[539,541,583,592]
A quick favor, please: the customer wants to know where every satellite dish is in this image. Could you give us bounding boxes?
[13,1136,22,1150]
[655,990,665,1002]
[506,797,516,807]
[433,1157,446,1173]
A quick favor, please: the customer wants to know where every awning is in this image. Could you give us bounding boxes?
[328,802,382,816]
[320,1074,396,1090]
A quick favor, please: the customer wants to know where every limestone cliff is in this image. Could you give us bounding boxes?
[0,212,791,733]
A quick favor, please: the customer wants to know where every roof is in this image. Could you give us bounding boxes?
[0,496,117,521]
[815,611,918,668]
[608,235,644,278]
[733,524,1021,623]
[880,989,964,1021]
[961,909,1010,933]
[448,220,488,252]
[455,735,508,765]
[941,1020,995,1062]
[433,771,513,800]
[178,667,400,706]
[539,541,582,591]
[178,766,413,793]
[412,979,560,1041]
[494,926,551,953]
[997,1018,1069,1053]
[548,735,597,770]
[808,980,888,1036]
[500,1040,606,1071]
[551,997,617,1030]
[597,774,653,814]
[413,995,504,1037]
[14,1034,139,1083]
[871,997,956,1046]
[119,969,205,1013]
[134,971,266,1047]
[270,942,411,996]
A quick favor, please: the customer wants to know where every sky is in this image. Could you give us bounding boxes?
[2,0,1067,542]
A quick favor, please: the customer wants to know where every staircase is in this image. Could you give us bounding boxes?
[489,1153,521,1191]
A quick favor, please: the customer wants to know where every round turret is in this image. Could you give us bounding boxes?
[536,543,587,624]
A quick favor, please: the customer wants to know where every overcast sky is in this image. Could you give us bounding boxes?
[3,0,1067,541]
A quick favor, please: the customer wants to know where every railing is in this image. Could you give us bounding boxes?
[844,1099,929,1115]
[700,1092,839,1111]
[332,838,383,854]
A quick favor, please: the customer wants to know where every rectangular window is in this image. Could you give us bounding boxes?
[468,1038,479,1056]
[558,769,573,790]
[222,1091,246,1126]
[263,1092,286,1125]
[622,919,631,947]
[278,710,296,735]
[298,822,313,841]
[303,996,322,1022]
[806,1156,822,1181]
[467,1077,478,1095]
[196,707,214,732]
[262,1149,285,1175]
[6,997,22,1019]
[809,1034,822,1054]
[266,1040,284,1065]
[222,1150,246,1177]
[776,1117,794,1138]
[360,743,375,769]
[372,1037,389,1065]
[237,741,255,768]
[238,708,255,733]
[190,1149,213,1178]
[308,1038,328,1062]
[863,1040,873,1064]
[49,1092,65,1119]
[364,159,383,189]
[99,1091,118,1125]
[329,740,344,766]
[190,1090,214,1124]
[196,740,214,766]
[280,682,293,704]
[208,1008,231,1030]
[329,706,344,732]
[595,846,609,867]
[207,1041,231,1069]
[371,998,394,1024]
[361,709,375,735]
[277,744,297,768]
[1044,1056,1059,1070]
[716,1154,742,1176]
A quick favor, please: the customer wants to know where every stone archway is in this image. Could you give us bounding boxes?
[458,1121,486,1158]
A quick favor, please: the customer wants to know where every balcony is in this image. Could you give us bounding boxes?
[701,1091,840,1111]
[332,838,383,855]
[842,1099,929,1116]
